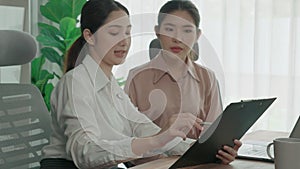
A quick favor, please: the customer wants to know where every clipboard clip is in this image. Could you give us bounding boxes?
[240,99,264,107]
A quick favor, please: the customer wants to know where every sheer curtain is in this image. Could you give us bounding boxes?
[196,0,300,132]
[116,0,300,132]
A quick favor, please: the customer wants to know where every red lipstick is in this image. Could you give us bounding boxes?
[170,46,183,53]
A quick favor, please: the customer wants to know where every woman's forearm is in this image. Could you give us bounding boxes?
[131,130,176,156]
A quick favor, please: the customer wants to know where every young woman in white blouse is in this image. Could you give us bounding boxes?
[40,0,203,168]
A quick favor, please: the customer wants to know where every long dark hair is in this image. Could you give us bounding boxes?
[65,0,129,72]
[158,0,200,28]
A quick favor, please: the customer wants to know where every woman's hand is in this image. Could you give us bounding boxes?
[157,113,204,146]
[216,139,242,164]
[167,113,204,137]
[132,113,204,156]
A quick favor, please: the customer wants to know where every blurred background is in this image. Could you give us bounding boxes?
[0,0,299,133]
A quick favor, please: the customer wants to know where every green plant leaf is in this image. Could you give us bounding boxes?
[39,70,52,80]
[37,23,66,52]
[40,0,86,23]
[41,47,63,66]
[69,27,81,39]
[44,83,54,111]
[40,0,67,23]
[36,72,55,93]
[117,77,126,87]
[65,28,81,50]
[59,17,81,52]
[32,0,86,110]
[38,23,61,36]
[31,56,46,84]
[70,0,87,20]
[60,17,77,40]
[37,34,65,52]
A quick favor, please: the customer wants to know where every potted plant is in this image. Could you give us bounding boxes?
[31,0,86,110]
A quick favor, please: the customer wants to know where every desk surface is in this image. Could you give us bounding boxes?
[130,156,274,169]
[131,130,289,169]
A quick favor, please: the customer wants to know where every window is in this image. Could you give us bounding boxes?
[0,0,30,83]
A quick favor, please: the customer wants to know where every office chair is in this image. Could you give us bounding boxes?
[0,30,52,169]
[149,38,199,61]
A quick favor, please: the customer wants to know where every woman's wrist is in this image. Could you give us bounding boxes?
[131,136,163,156]
[151,132,168,148]
[153,129,175,147]
[131,130,173,155]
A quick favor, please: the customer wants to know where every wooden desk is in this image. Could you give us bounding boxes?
[130,156,274,169]
[131,130,288,169]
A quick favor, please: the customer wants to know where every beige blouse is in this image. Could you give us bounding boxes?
[125,51,223,139]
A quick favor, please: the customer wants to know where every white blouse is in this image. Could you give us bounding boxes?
[42,55,191,169]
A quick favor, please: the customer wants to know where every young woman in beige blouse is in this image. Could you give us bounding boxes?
[125,0,242,165]
[40,0,204,168]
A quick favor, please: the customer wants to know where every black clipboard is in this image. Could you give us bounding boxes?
[169,97,276,169]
